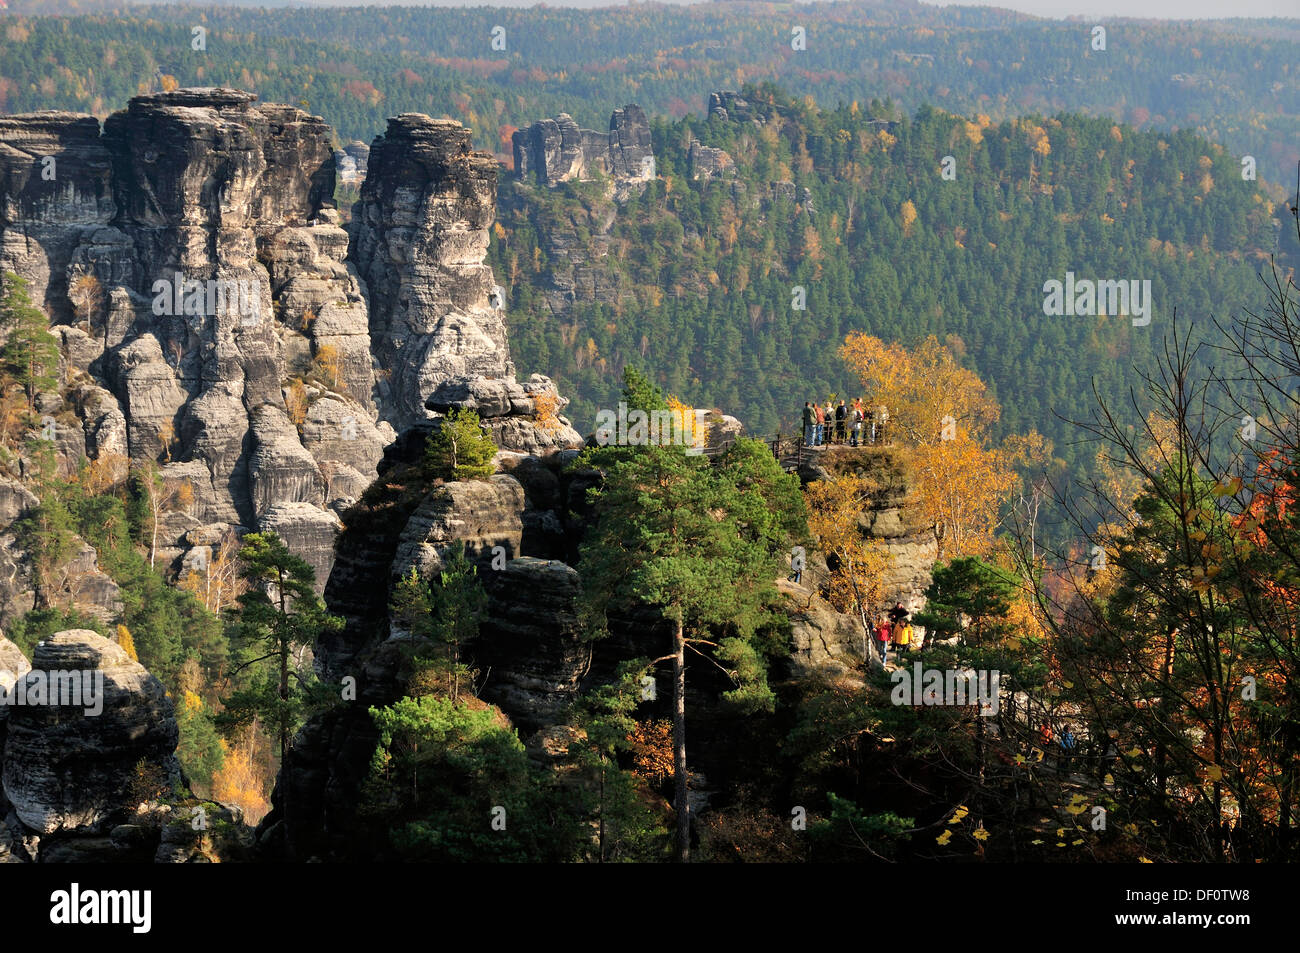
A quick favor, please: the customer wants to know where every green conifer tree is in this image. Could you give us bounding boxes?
[424,409,497,481]
[1,272,59,416]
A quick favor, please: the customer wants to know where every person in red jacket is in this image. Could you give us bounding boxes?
[877,617,893,666]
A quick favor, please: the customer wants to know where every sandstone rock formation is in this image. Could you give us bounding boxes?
[1,630,177,835]
[708,90,763,125]
[0,89,387,588]
[0,89,595,863]
[0,631,251,862]
[269,433,595,858]
[478,557,587,731]
[787,447,936,672]
[391,474,525,585]
[1,89,578,597]
[687,138,735,180]
[512,104,655,199]
[334,141,369,186]
[353,113,582,450]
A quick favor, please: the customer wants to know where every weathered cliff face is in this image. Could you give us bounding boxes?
[0,89,389,591]
[351,114,582,450]
[1,90,580,600]
[352,116,508,431]
[512,104,654,199]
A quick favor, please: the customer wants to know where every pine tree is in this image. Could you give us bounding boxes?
[391,542,489,701]
[423,409,497,481]
[579,434,807,861]
[219,532,341,772]
[0,272,59,416]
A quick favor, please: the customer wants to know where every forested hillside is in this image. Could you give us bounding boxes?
[0,3,1296,179]
[494,85,1294,486]
[2,4,1294,483]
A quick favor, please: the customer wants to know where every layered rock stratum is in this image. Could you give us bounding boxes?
[0,89,580,598]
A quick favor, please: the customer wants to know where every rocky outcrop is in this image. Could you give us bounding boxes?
[512,113,588,187]
[249,404,325,515]
[478,557,587,731]
[0,89,389,586]
[425,373,581,453]
[0,479,38,528]
[0,112,114,323]
[687,138,735,180]
[2,90,593,862]
[0,526,121,630]
[351,115,512,431]
[708,91,763,125]
[334,141,369,186]
[0,630,250,862]
[352,113,582,450]
[608,105,655,185]
[768,180,816,214]
[787,446,936,672]
[267,434,593,858]
[513,105,654,199]
[391,475,525,585]
[0,630,177,835]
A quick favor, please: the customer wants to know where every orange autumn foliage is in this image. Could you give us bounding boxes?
[211,728,272,825]
[627,719,674,788]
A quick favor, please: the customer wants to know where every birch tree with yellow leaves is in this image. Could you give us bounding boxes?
[838,332,1019,559]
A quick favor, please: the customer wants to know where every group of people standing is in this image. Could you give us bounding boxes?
[802,399,887,448]
[1037,721,1078,776]
[870,602,916,666]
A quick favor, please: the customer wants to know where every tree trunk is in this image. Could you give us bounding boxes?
[598,755,607,863]
[672,618,690,862]
[277,567,290,824]
[1155,627,1175,799]
[279,636,289,766]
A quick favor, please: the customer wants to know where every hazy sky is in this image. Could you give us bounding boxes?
[922,0,1297,17]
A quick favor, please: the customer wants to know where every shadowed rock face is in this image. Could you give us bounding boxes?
[478,557,587,732]
[1,630,177,836]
